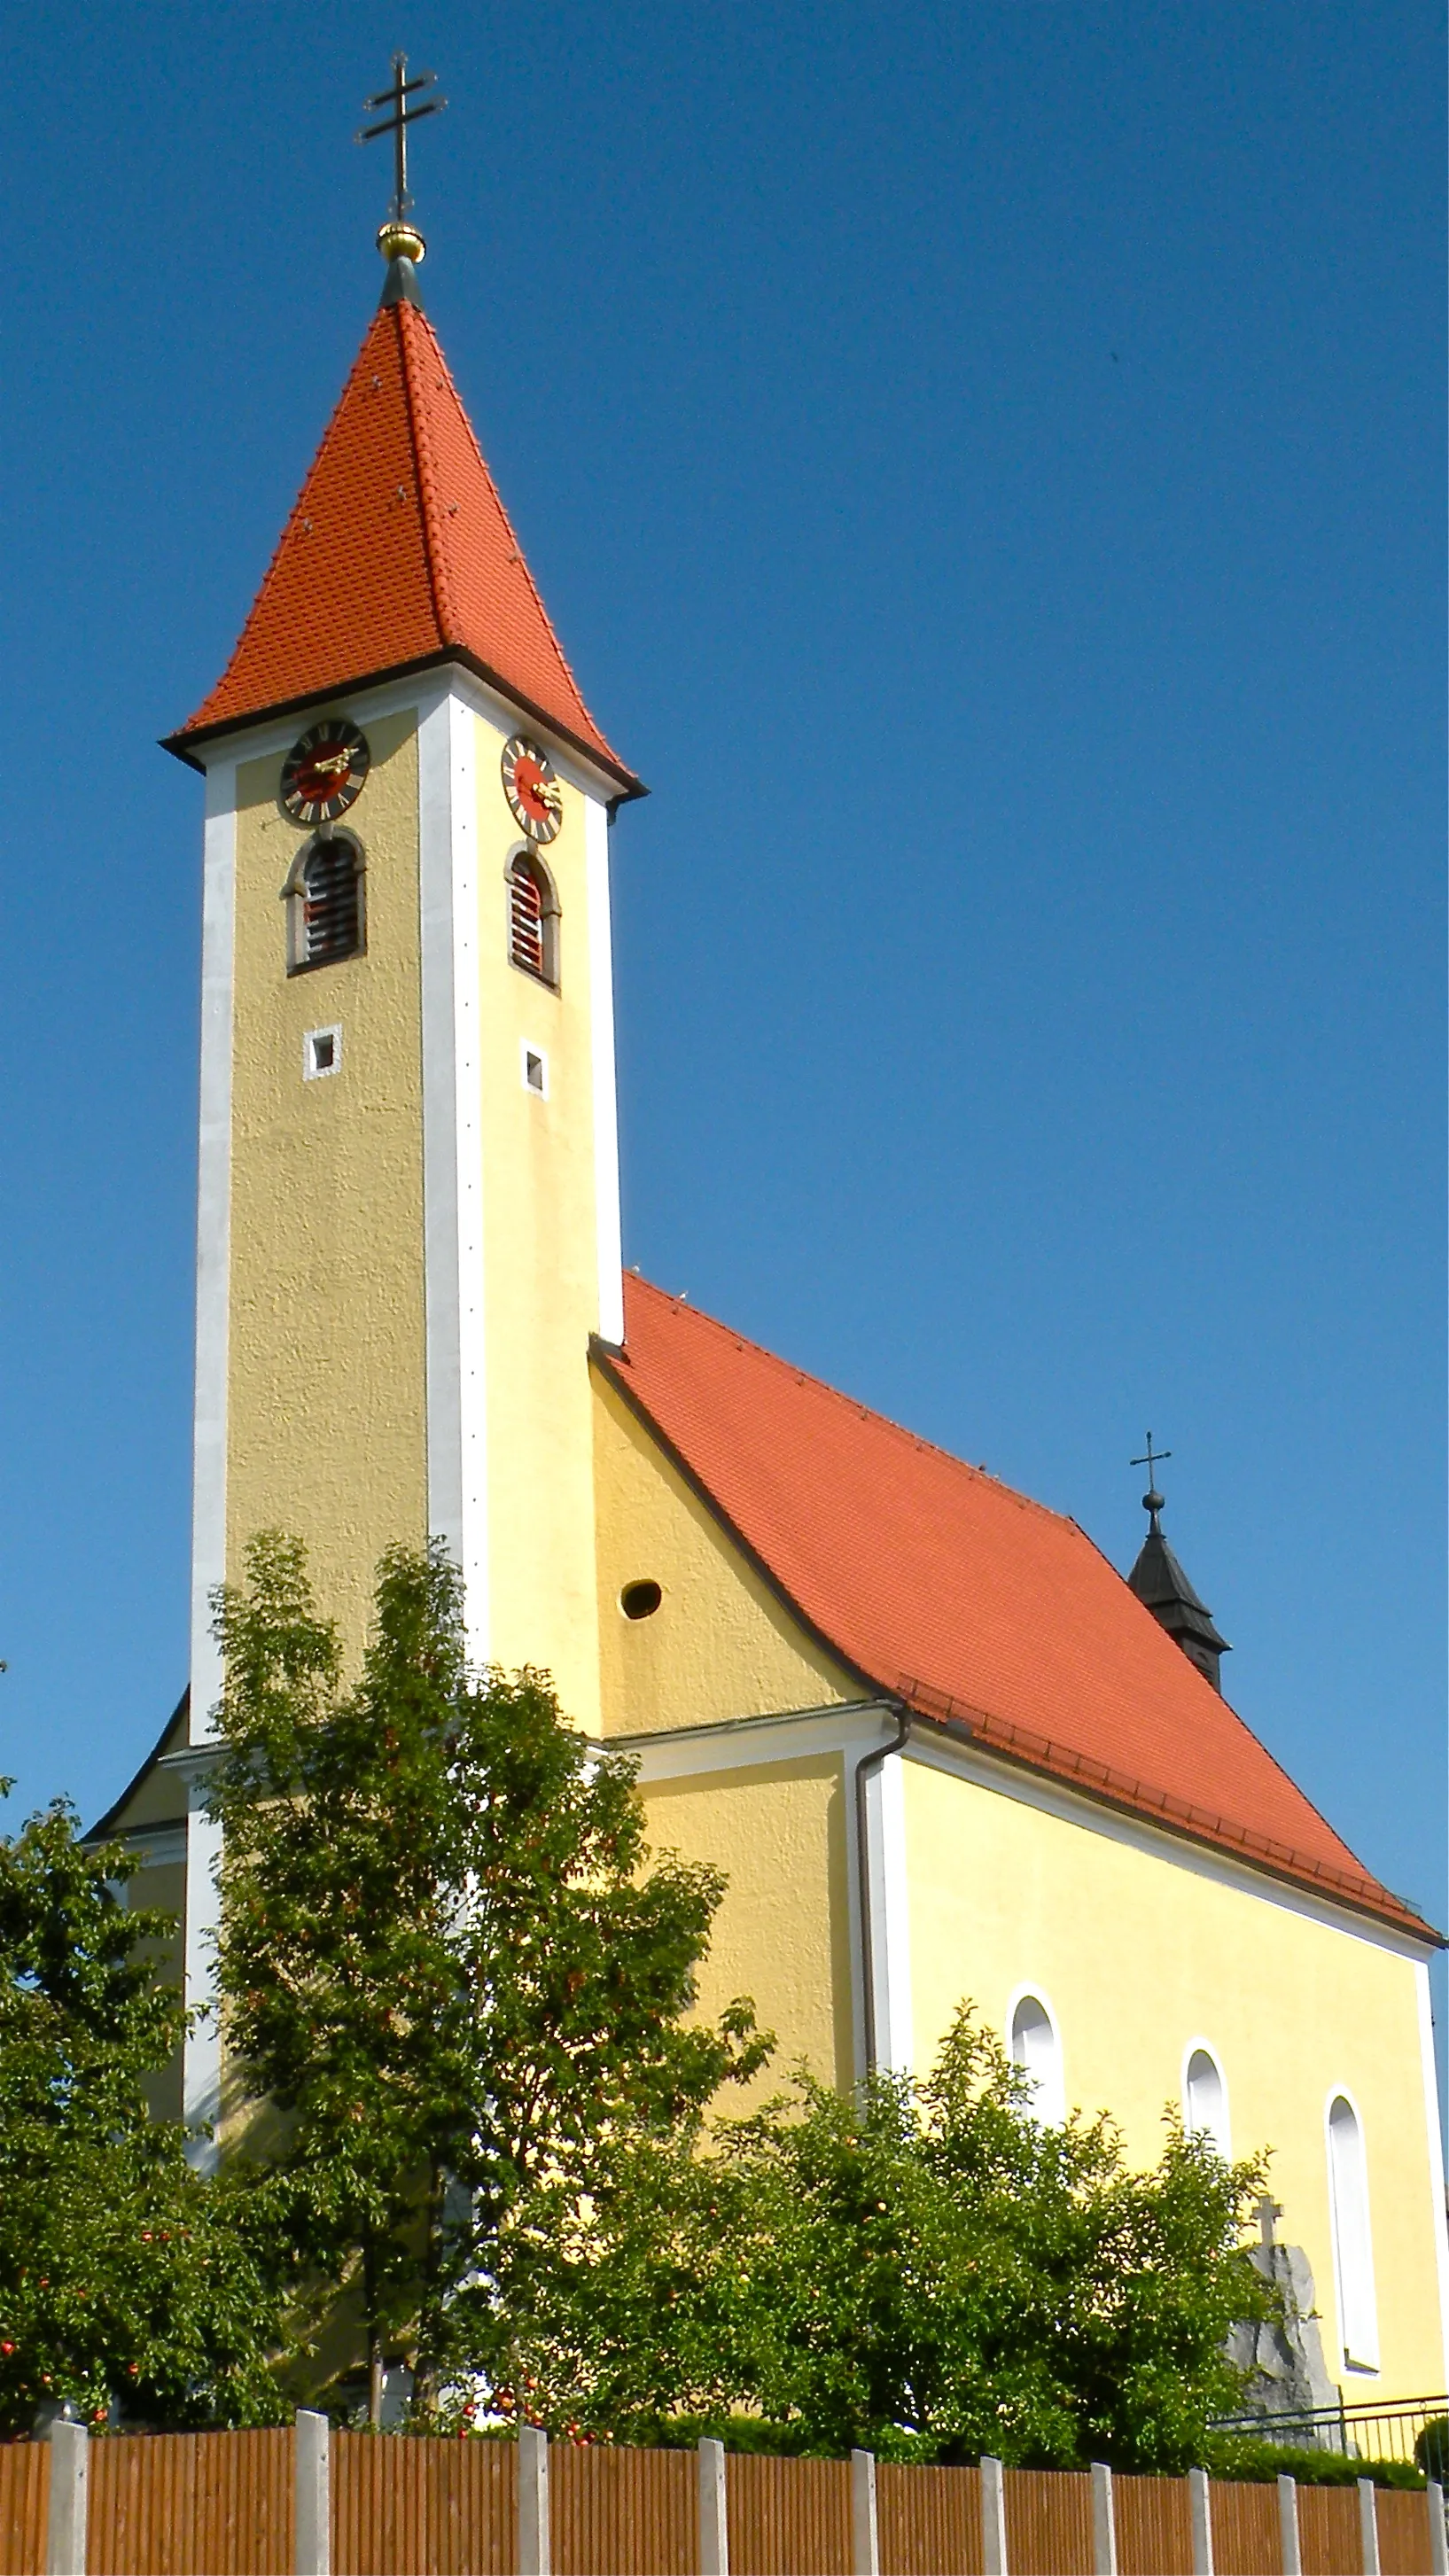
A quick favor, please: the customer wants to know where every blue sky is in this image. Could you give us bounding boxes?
[1,6,1443,2038]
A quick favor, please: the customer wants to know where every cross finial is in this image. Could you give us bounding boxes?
[1130,1432,1172,1520]
[356,53,447,274]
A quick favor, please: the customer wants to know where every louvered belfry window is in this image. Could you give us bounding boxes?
[508,852,557,986]
[300,837,362,968]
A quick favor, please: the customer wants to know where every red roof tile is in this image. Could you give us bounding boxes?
[604,1277,1432,1942]
[170,300,639,791]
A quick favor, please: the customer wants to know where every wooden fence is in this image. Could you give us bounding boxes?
[2,2414,1445,2576]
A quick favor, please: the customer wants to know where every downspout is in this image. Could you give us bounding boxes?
[855,1700,912,2076]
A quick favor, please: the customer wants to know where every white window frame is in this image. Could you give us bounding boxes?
[1326,2087,1380,2374]
[303,1024,342,1081]
[1181,2039,1232,2159]
[520,1040,549,1099]
[1006,1984,1065,2127]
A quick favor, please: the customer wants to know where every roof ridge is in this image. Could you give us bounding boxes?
[397,303,457,643]
[408,306,614,759]
[627,1276,1075,1533]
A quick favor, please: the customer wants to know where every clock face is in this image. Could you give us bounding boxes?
[502,735,563,843]
[281,720,370,826]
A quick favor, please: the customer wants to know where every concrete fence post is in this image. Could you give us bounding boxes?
[1090,2462,1118,2576]
[851,2448,879,2576]
[45,2420,88,2576]
[294,2409,331,2576]
[518,2425,550,2576]
[981,2455,1008,2576]
[1356,2478,1380,2576]
[1276,2473,1301,2576]
[1428,2479,1449,2576]
[697,2438,728,2576]
[1188,2465,1214,2576]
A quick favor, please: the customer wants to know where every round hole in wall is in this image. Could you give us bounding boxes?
[620,1579,663,1621]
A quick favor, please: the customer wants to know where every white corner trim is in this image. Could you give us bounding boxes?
[585,794,624,1344]
[418,689,489,1662]
[188,760,236,1744]
[861,1742,914,2078]
[182,1785,223,2169]
[1414,1960,1449,2386]
[183,760,236,2148]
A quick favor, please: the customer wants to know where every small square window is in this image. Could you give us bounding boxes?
[522,1043,548,1098]
[304,1025,341,1080]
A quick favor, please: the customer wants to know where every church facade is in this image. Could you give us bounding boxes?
[98,217,1449,2413]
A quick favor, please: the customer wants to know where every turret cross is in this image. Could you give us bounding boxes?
[1131,1432,1172,1514]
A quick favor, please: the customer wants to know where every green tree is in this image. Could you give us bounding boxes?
[500,2009,1273,2471]
[0,1788,284,2435]
[206,1533,768,2424]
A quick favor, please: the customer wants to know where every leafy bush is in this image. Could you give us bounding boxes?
[1416,2416,1449,2480]
[496,2007,1276,2471]
[1206,2436,1423,2489]
[0,1789,284,2433]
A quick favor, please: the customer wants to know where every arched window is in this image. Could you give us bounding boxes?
[1182,2043,1231,2158]
[1009,1989,1064,2126]
[1327,2092,1379,2371]
[507,850,559,988]
[286,835,363,972]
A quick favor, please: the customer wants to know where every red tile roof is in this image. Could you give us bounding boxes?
[602,1276,1433,1942]
[169,300,639,792]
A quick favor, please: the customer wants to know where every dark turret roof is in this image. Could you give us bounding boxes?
[1127,1491,1230,1688]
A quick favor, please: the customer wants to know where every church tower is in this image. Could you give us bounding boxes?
[167,199,641,2127]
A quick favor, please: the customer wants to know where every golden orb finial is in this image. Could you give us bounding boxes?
[377,217,426,267]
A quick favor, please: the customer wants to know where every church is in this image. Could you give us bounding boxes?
[95,180,1449,2417]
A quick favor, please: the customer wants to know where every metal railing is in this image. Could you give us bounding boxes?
[1213,2392,1449,2465]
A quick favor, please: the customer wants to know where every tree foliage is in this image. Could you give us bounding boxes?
[493,2010,1274,2471]
[0,1788,284,2435]
[206,1534,768,2422]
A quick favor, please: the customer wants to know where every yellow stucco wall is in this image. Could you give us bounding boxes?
[227,712,427,1665]
[902,1754,1445,2400]
[643,1755,855,2103]
[592,1370,860,1734]
[469,712,608,1731]
[223,702,616,1721]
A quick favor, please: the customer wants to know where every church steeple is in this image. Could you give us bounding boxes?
[165,288,639,792]
[1126,1441,1231,1693]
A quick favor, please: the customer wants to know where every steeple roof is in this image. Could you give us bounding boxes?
[167,298,640,794]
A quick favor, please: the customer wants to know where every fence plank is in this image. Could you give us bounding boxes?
[0,2444,48,2576]
[1211,2478,1285,2576]
[1376,2488,1437,2576]
[876,2463,983,2576]
[727,2455,852,2576]
[1114,2472,1195,2576]
[85,2431,291,2576]
[1297,2483,1361,2576]
[1003,2468,1095,2576]
[331,2433,514,2576]
[550,2443,696,2576]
